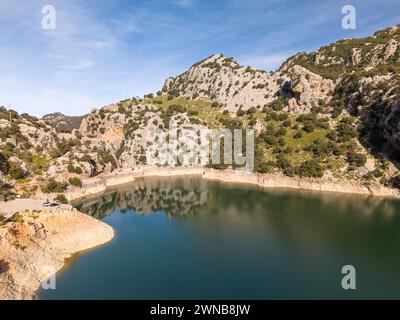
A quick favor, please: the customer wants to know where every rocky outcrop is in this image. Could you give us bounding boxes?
[162,54,338,114]
[283,65,335,113]
[162,54,288,113]
[0,209,114,300]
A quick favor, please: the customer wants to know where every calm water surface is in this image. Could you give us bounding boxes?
[39,176,400,299]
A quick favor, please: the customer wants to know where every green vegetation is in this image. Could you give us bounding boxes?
[296,159,324,178]
[390,175,400,189]
[67,164,82,174]
[31,155,50,174]
[287,25,400,80]
[55,194,68,204]
[68,177,82,188]
[98,149,117,168]
[8,163,24,180]
[346,151,367,169]
[0,183,14,202]
[253,106,367,179]
[42,178,67,193]
[268,97,286,111]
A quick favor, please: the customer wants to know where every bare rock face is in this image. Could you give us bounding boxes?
[283,65,335,113]
[349,48,363,65]
[162,54,335,115]
[80,107,125,146]
[384,39,399,61]
[163,54,288,113]
[118,110,161,168]
[32,222,47,240]
[18,123,58,150]
[118,108,207,169]
[363,40,399,69]
[0,119,9,129]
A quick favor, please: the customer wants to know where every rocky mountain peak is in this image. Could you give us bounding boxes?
[42,112,85,133]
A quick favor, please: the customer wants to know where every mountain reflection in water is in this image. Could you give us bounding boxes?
[74,177,209,219]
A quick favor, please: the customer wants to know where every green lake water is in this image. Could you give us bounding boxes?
[39,176,400,299]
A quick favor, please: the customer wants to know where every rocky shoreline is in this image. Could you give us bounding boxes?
[0,208,114,300]
[66,166,400,202]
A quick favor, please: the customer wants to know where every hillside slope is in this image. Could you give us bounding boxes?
[1,23,400,199]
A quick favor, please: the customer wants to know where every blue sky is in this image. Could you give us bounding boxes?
[1,0,399,116]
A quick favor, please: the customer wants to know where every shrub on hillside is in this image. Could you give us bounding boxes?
[236,109,245,117]
[346,151,367,168]
[269,98,285,111]
[55,194,68,204]
[255,160,276,174]
[168,104,186,114]
[247,107,257,115]
[8,163,24,180]
[390,175,400,189]
[304,139,334,159]
[337,118,358,142]
[275,127,287,137]
[276,155,294,176]
[42,178,67,193]
[293,131,303,139]
[67,164,82,174]
[296,159,324,178]
[0,183,14,202]
[302,121,316,133]
[188,110,199,116]
[68,177,82,188]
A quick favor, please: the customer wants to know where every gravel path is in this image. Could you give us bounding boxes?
[0,199,60,218]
